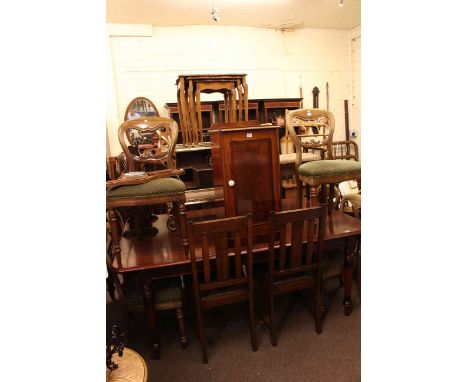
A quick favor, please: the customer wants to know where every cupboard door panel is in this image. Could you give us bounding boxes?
[229,139,274,224]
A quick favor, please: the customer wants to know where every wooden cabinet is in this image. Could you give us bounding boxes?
[209,121,281,227]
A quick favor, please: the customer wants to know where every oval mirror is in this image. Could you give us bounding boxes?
[124,97,159,121]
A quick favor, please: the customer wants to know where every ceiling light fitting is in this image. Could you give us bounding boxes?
[211,5,220,22]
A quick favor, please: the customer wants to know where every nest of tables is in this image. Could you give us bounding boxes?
[176,74,249,145]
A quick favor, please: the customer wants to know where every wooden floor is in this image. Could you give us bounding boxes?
[113,197,360,274]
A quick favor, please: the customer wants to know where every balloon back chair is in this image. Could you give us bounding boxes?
[106,117,187,247]
[286,109,361,212]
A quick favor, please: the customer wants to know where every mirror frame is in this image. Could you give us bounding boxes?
[124,97,160,121]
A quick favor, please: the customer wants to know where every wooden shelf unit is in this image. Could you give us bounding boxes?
[217,101,260,123]
[260,98,303,124]
[165,102,214,144]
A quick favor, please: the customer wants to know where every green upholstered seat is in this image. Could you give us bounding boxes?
[124,277,182,306]
[298,160,361,178]
[106,177,185,200]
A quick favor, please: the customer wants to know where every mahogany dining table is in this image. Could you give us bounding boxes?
[110,197,361,358]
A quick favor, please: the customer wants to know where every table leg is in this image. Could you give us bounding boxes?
[141,272,161,359]
[188,80,198,145]
[242,80,249,121]
[223,93,229,122]
[180,79,192,145]
[230,88,237,122]
[177,87,187,145]
[108,209,122,268]
[196,88,203,144]
[343,239,354,316]
[178,202,189,258]
[236,79,243,120]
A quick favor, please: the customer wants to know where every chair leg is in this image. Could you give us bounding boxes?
[297,180,303,209]
[311,185,319,207]
[327,183,334,215]
[176,307,188,349]
[248,298,258,352]
[194,300,209,363]
[343,244,354,316]
[314,272,323,334]
[166,203,176,232]
[354,241,361,299]
[269,286,277,347]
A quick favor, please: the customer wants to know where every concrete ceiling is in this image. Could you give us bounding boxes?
[106,0,360,30]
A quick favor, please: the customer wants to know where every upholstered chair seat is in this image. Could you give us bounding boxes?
[298,160,361,178]
[106,178,185,200]
[123,277,183,308]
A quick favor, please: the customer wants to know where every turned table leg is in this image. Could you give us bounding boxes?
[242,80,249,121]
[108,209,122,268]
[188,80,198,145]
[178,202,189,258]
[343,239,355,316]
[141,272,161,359]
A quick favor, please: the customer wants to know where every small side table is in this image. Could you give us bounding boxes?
[106,348,148,382]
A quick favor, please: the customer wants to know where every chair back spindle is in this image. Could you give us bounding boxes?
[188,215,253,291]
[268,207,325,278]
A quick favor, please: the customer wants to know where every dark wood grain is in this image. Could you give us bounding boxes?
[264,206,326,345]
[209,123,281,229]
[112,199,360,274]
[188,215,257,363]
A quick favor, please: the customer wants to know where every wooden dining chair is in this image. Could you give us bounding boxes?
[263,206,326,346]
[107,117,187,234]
[188,215,257,363]
[286,109,361,211]
[106,249,188,354]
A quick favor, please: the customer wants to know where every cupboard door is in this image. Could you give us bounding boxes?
[228,139,276,224]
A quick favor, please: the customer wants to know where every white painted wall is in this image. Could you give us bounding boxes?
[350,26,361,156]
[107,24,354,156]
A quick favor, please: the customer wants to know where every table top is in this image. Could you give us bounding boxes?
[112,198,361,274]
[106,347,148,382]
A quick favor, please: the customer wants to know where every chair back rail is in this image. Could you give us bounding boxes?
[268,206,326,278]
[332,140,359,161]
[286,108,336,169]
[118,117,178,172]
[188,215,253,291]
